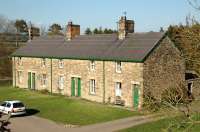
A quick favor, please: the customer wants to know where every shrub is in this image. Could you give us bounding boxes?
[40,89,49,94]
[161,86,185,106]
[143,93,162,112]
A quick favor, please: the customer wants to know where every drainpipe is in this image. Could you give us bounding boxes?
[103,61,105,103]
[50,58,53,94]
[14,57,16,87]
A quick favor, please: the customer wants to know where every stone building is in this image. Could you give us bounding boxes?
[11,16,185,109]
[186,70,200,100]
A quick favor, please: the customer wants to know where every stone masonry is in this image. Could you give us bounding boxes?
[13,58,143,108]
[143,37,186,100]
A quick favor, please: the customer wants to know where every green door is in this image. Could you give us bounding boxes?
[77,78,81,97]
[71,77,75,96]
[133,84,139,110]
[32,73,35,90]
[28,72,31,89]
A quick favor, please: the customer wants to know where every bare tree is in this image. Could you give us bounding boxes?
[5,20,16,33]
[0,15,16,33]
[40,25,47,36]
[187,0,200,10]
[0,15,7,32]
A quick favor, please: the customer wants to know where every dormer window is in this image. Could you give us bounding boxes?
[116,61,122,73]
[59,59,64,68]
[41,58,46,67]
[90,60,95,70]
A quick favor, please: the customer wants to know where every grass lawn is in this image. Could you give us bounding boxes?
[119,114,200,132]
[119,99,200,132]
[0,85,139,125]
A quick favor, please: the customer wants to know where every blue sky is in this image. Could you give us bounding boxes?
[0,0,199,33]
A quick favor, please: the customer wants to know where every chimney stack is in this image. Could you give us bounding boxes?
[28,26,40,41]
[118,16,134,40]
[66,21,80,40]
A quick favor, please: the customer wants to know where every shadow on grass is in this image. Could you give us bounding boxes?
[25,108,40,116]
[12,108,40,118]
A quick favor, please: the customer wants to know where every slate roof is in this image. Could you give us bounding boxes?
[12,32,165,62]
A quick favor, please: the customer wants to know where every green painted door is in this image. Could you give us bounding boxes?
[32,73,35,90]
[77,78,81,97]
[133,84,139,110]
[28,72,31,89]
[71,77,75,96]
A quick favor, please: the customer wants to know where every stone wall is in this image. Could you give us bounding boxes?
[143,36,185,100]
[187,78,200,100]
[13,57,144,108]
[104,62,143,107]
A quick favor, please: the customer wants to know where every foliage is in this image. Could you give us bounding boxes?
[39,89,49,94]
[85,27,116,35]
[48,23,63,36]
[0,86,139,125]
[0,44,17,78]
[119,115,200,132]
[93,28,99,34]
[15,19,28,33]
[161,86,185,106]
[104,28,117,34]
[85,28,92,35]
[143,94,162,112]
[167,24,200,75]
[142,84,200,132]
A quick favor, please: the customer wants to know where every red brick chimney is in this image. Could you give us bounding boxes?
[66,21,80,40]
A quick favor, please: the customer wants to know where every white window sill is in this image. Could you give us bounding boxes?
[42,85,47,88]
[89,92,96,95]
[58,87,64,90]
[116,70,122,73]
[59,65,64,69]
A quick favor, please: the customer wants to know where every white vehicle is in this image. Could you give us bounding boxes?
[0,100,26,116]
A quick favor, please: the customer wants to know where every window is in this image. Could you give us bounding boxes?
[17,71,23,84]
[6,103,11,108]
[116,61,122,73]
[17,57,22,65]
[41,58,46,67]
[115,82,122,97]
[41,74,47,87]
[90,60,95,70]
[90,79,96,94]
[13,102,24,108]
[58,59,64,68]
[58,75,64,90]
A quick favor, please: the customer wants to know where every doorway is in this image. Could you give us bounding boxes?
[133,84,140,110]
[71,77,81,97]
[28,72,36,90]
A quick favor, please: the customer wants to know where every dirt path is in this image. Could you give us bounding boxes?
[7,114,161,132]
